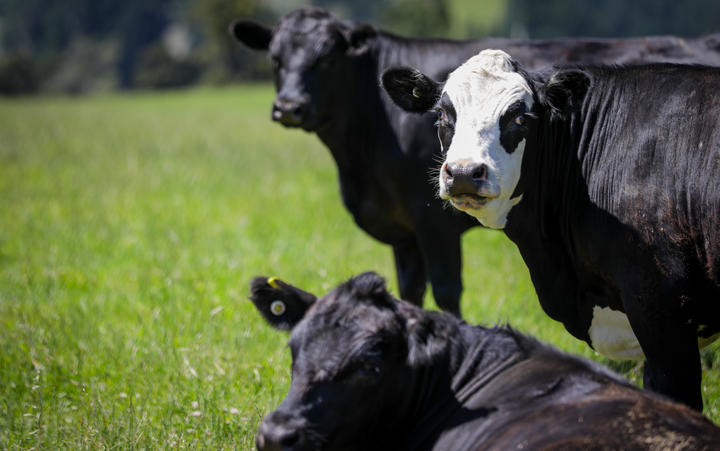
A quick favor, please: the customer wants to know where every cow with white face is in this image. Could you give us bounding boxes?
[383,49,720,411]
[435,50,533,228]
[385,51,536,229]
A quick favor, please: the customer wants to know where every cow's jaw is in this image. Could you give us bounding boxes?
[438,50,532,229]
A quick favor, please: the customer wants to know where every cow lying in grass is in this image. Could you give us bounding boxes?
[381,50,720,410]
[249,273,720,451]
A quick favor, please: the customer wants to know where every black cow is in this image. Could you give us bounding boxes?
[249,272,720,450]
[231,7,720,316]
[382,50,720,410]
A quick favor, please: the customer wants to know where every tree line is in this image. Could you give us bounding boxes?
[0,0,718,94]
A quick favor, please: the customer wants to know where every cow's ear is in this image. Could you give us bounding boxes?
[539,69,590,118]
[382,67,441,113]
[229,20,273,51]
[343,24,376,56]
[249,276,317,331]
[405,312,450,367]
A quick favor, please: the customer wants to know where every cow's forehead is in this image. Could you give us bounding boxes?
[272,14,339,54]
[289,295,400,351]
[442,50,533,122]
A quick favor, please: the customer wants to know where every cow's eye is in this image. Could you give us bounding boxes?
[434,109,449,127]
[316,57,333,70]
[360,361,380,375]
[515,115,525,126]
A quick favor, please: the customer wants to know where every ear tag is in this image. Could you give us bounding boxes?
[270,300,286,316]
[412,87,421,98]
[267,277,281,289]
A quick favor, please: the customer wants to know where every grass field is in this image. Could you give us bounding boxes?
[1,85,718,449]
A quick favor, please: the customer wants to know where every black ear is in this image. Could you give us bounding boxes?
[343,24,377,56]
[229,20,273,51]
[540,69,590,117]
[249,276,317,330]
[381,67,441,113]
[345,271,392,304]
[405,312,450,367]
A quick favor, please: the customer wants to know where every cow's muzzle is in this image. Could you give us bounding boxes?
[439,160,500,211]
[271,97,307,127]
[256,411,306,451]
[443,160,487,195]
[442,159,494,192]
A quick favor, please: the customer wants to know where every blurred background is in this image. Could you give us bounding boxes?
[3,2,720,447]
[2,0,720,95]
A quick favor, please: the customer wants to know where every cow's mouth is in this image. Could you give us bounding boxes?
[449,194,494,210]
[275,116,304,128]
[276,115,330,133]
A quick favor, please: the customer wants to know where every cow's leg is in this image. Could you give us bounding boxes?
[643,353,702,411]
[641,330,702,411]
[415,226,463,317]
[392,240,427,308]
[623,296,703,410]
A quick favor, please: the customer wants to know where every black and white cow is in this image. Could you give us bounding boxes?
[231,7,720,316]
[382,50,720,410]
[249,273,720,450]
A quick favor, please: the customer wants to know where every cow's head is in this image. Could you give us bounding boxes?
[249,272,453,451]
[231,7,376,131]
[383,49,591,229]
[382,50,535,228]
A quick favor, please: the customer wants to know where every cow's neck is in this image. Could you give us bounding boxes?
[313,55,386,172]
[374,32,495,79]
[508,110,585,238]
[399,322,525,448]
[502,109,593,340]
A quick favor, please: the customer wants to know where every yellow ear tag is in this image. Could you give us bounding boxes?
[267,277,282,289]
[270,300,286,316]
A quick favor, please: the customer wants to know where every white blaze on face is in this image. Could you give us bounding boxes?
[441,49,533,229]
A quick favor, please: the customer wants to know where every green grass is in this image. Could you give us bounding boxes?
[0,85,718,448]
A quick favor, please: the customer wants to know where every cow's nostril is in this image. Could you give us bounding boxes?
[280,430,300,448]
[472,165,487,181]
[272,99,305,126]
[258,420,302,451]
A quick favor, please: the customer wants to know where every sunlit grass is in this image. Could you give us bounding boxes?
[0,85,717,448]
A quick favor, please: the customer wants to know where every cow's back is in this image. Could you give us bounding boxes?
[474,383,720,450]
[571,65,720,293]
[427,349,720,450]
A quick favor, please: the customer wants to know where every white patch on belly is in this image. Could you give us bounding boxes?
[588,306,644,360]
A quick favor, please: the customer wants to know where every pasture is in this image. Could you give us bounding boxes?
[0,85,718,448]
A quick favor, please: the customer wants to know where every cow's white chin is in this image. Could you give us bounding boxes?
[456,195,522,229]
[449,194,490,211]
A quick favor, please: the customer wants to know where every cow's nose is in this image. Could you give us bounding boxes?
[442,160,488,196]
[256,417,302,451]
[272,98,305,126]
